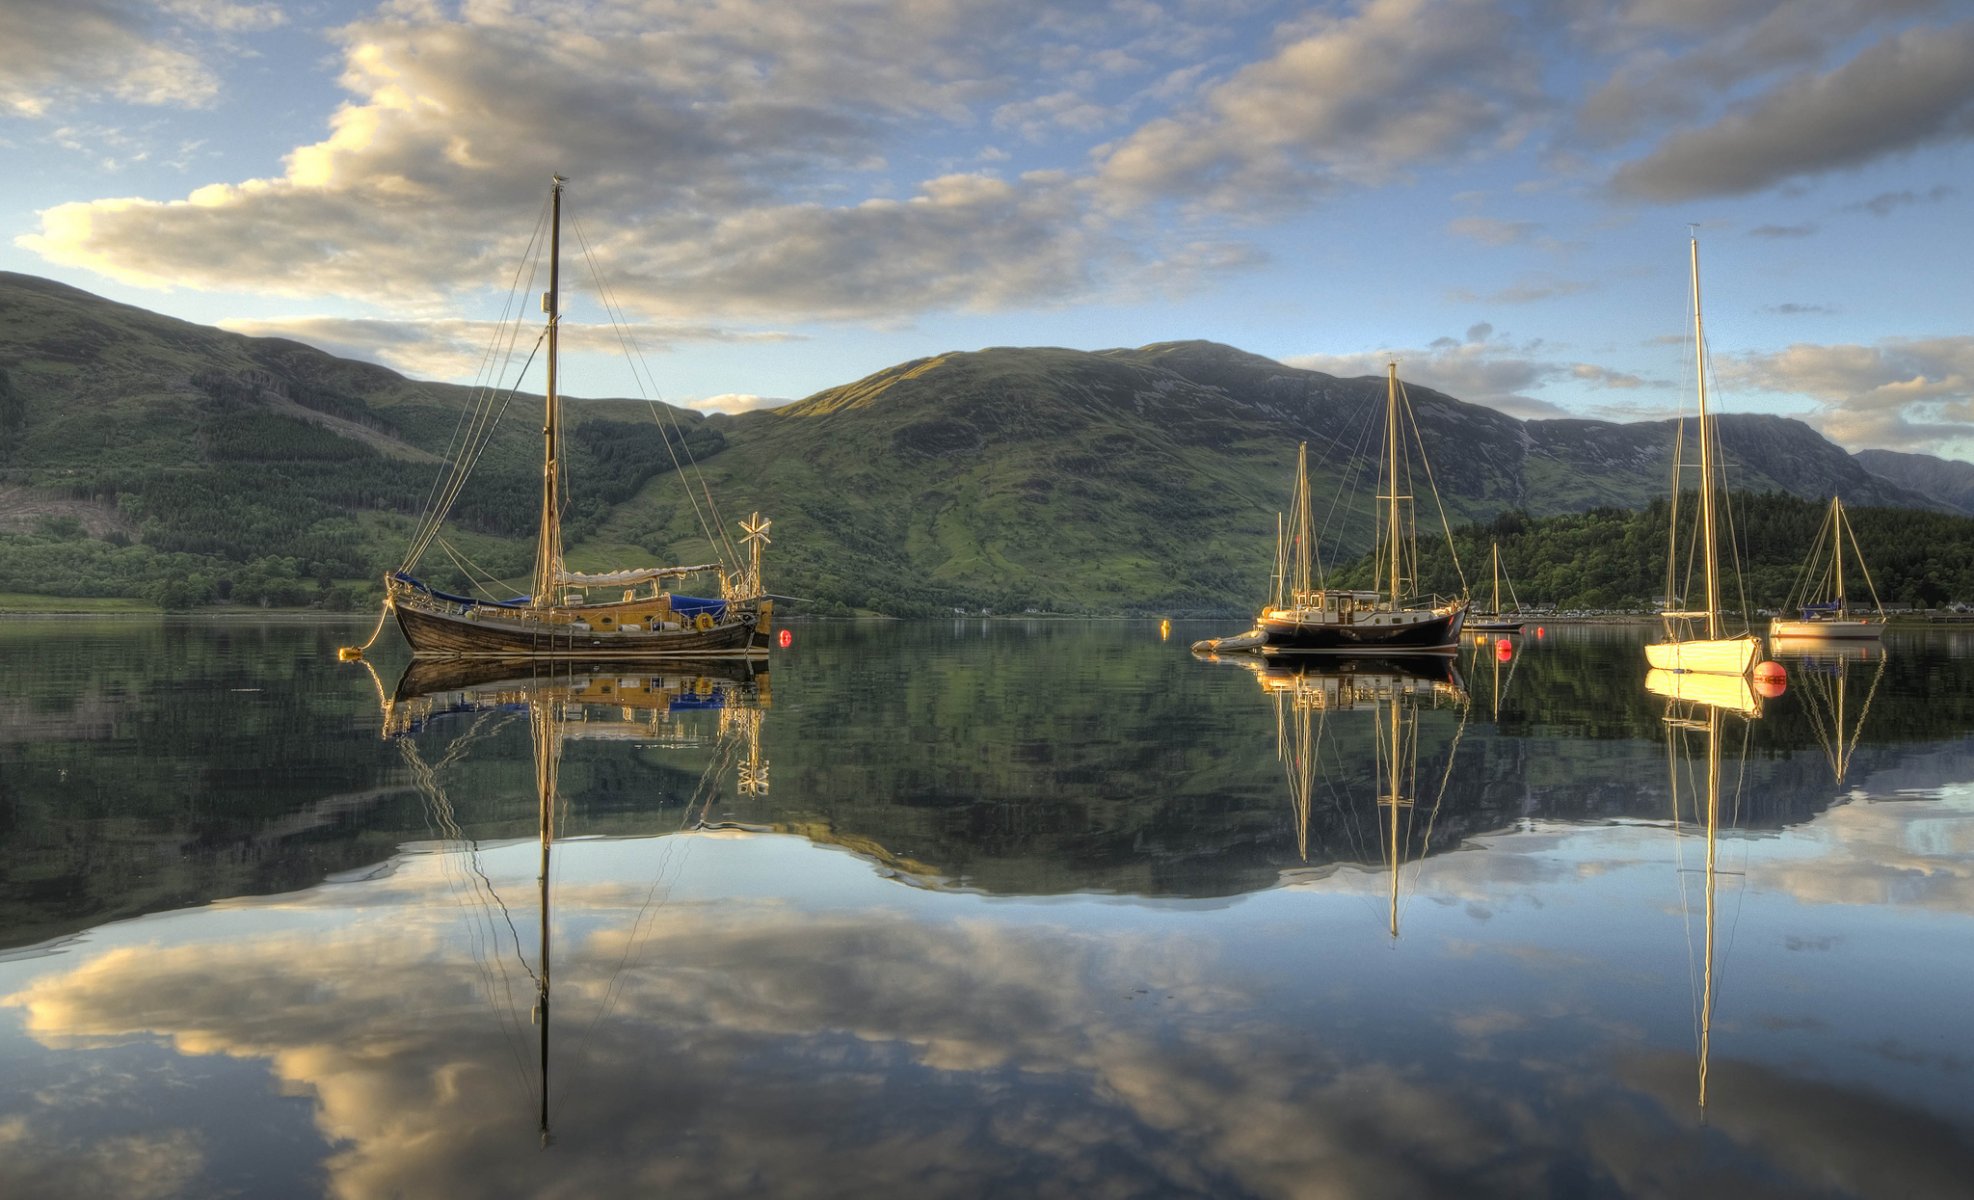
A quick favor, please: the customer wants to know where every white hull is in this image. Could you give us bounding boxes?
[1769,619,1882,641]
[1644,669,1760,717]
[1644,636,1760,676]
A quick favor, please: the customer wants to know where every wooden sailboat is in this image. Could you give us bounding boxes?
[380,657,771,1140]
[1194,363,1468,655]
[1645,238,1762,677]
[382,177,773,660]
[1770,496,1886,641]
[1211,651,1468,936]
[1468,542,1525,632]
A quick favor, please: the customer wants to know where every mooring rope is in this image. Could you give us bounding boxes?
[338,600,393,661]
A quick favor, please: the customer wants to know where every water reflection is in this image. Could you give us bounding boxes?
[3,624,1974,1196]
[1649,668,1759,1114]
[1768,642,1888,785]
[1204,653,1471,936]
[377,657,771,1141]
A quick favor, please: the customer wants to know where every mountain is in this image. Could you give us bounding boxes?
[0,274,1953,614]
[1856,449,1974,515]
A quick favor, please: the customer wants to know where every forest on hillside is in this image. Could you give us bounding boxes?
[1328,491,1974,614]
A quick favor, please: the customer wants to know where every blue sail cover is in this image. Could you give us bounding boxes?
[669,594,727,620]
[1799,600,1844,617]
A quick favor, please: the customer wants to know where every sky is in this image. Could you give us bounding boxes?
[2,0,1971,459]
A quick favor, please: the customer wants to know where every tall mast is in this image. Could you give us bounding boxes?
[1294,442,1313,602]
[534,175,567,608]
[1691,238,1720,640]
[1831,497,1846,613]
[1385,363,1403,608]
[1492,543,1501,616]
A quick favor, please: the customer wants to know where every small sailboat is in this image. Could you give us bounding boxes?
[1194,363,1468,655]
[1770,496,1886,641]
[1653,662,1759,1115]
[376,176,773,660]
[1468,542,1526,633]
[1645,238,1762,677]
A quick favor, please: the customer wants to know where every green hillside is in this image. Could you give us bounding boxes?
[0,272,1961,615]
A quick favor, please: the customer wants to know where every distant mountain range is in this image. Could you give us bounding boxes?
[0,270,1964,614]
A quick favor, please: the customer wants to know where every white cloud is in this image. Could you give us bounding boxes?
[1286,324,1648,419]
[1719,336,1974,455]
[16,1,1196,322]
[685,392,792,414]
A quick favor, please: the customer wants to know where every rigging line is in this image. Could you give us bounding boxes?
[1396,378,1469,598]
[1314,394,1381,579]
[403,335,544,572]
[434,536,522,599]
[569,219,742,572]
[396,731,537,1098]
[412,199,553,534]
[1698,327,1756,629]
[405,246,547,568]
[406,338,539,567]
[405,244,549,567]
[1782,509,1835,613]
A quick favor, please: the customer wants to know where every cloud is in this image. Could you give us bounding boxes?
[216,315,803,383]
[15,0,1169,322]
[1718,336,1974,454]
[1447,216,1538,246]
[686,393,792,414]
[1747,223,1817,238]
[0,0,283,116]
[1286,325,1648,419]
[1092,0,1546,213]
[1445,276,1594,304]
[1767,303,1835,316]
[1843,183,1959,215]
[1610,21,1974,201]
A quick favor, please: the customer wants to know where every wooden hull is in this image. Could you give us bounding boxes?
[1769,619,1882,641]
[392,598,769,659]
[1256,602,1467,654]
[1644,635,1760,676]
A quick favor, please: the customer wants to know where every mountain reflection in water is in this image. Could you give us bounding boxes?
[0,620,1972,1197]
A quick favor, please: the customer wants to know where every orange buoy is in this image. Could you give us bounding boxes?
[1495,640,1513,661]
[1753,660,1787,697]
[1535,626,1544,638]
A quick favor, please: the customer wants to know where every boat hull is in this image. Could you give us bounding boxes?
[1468,618,1524,633]
[1256,602,1467,654]
[391,597,769,659]
[1769,619,1882,641]
[1643,636,1760,676]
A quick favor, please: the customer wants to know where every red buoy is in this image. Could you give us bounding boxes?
[1753,660,1786,697]
[1495,640,1513,662]
[777,628,793,649]
[1535,626,1545,638]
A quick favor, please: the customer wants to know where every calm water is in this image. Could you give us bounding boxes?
[3,617,1973,1198]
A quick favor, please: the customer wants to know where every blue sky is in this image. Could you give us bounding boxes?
[2,0,1971,458]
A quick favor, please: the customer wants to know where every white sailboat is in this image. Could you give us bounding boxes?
[1770,496,1886,641]
[1645,238,1762,677]
[1469,542,1526,633]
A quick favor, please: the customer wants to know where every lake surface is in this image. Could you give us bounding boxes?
[3,617,1972,1198]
